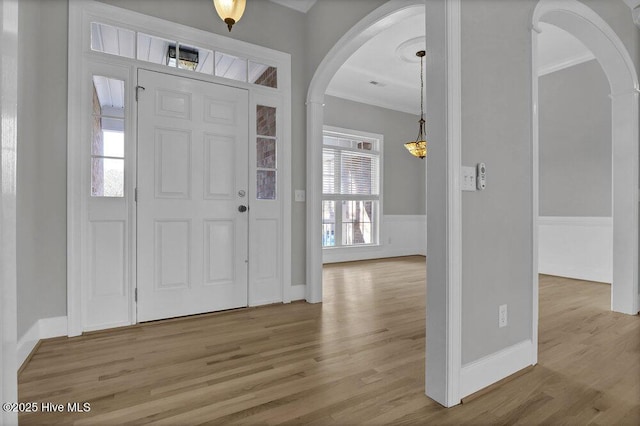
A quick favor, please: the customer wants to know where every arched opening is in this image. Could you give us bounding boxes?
[532,0,639,342]
[305,0,426,304]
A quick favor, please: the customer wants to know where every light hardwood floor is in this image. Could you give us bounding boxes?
[19,257,640,424]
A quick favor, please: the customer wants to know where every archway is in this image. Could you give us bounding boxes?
[532,0,639,330]
[306,0,426,304]
[305,0,463,407]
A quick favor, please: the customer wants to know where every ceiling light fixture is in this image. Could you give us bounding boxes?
[404,50,427,159]
[213,0,246,32]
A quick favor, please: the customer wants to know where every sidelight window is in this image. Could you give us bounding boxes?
[91,75,125,197]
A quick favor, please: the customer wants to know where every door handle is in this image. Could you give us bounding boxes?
[238,205,248,213]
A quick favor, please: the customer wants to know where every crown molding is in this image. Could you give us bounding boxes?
[623,0,640,27]
[324,89,418,115]
[269,0,317,14]
[538,52,595,76]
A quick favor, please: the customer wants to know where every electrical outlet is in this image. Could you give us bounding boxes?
[499,304,508,328]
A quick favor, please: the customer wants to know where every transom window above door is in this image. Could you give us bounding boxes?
[90,22,278,88]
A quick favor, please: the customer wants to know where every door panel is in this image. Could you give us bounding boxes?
[137,69,249,322]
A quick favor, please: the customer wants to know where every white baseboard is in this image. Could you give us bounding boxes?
[538,216,612,283]
[17,316,67,369]
[460,339,533,398]
[323,215,426,264]
[290,284,306,301]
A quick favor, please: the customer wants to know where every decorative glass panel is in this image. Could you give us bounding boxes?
[92,158,124,197]
[215,52,247,82]
[249,61,277,88]
[341,201,374,245]
[256,105,276,137]
[257,170,276,200]
[137,33,175,65]
[90,22,135,58]
[257,138,276,169]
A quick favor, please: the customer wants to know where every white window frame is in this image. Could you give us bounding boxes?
[322,125,383,262]
[67,0,292,336]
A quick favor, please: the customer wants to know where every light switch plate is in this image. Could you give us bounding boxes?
[294,190,306,202]
[461,166,477,191]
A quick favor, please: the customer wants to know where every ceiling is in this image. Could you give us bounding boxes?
[326,10,597,115]
[326,7,426,115]
[537,22,594,76]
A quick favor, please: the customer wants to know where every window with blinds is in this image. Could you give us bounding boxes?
[322,128,382,248]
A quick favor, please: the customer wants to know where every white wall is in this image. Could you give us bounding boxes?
[538,216,612,283]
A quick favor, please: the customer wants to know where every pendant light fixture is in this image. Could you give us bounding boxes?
[213,0,246,32]
[404,50,427,159]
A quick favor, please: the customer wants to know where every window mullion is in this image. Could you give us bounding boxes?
[335,199,343,248]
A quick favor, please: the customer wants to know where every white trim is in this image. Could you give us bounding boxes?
[68,0,292,333]
[290,284,306,301]
[538,216,613,283]
[538,216,612,227]
[531,23,540,367]
[1,0,19,420]
[532,0,640,332]
[17,317,68,370]
[445,0,462,407]
[537,52,595,76]
[324,88,418,115]
[460,340,534,398]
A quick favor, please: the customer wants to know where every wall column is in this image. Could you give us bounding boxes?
[306,99,324,303]
[1,0,19,423]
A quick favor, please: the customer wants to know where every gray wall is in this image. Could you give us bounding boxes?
[539,60,611,217]
[460,0,537,364]
[17,0,68,337]
[323,95,426,215]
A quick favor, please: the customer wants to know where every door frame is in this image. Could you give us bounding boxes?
[67,0,292,336]
[531,0,640,367]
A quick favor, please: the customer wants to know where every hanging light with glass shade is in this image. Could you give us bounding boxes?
[404,50,427,159]
[213,0,246,32]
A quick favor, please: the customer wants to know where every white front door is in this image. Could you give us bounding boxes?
[136,69,249,322]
